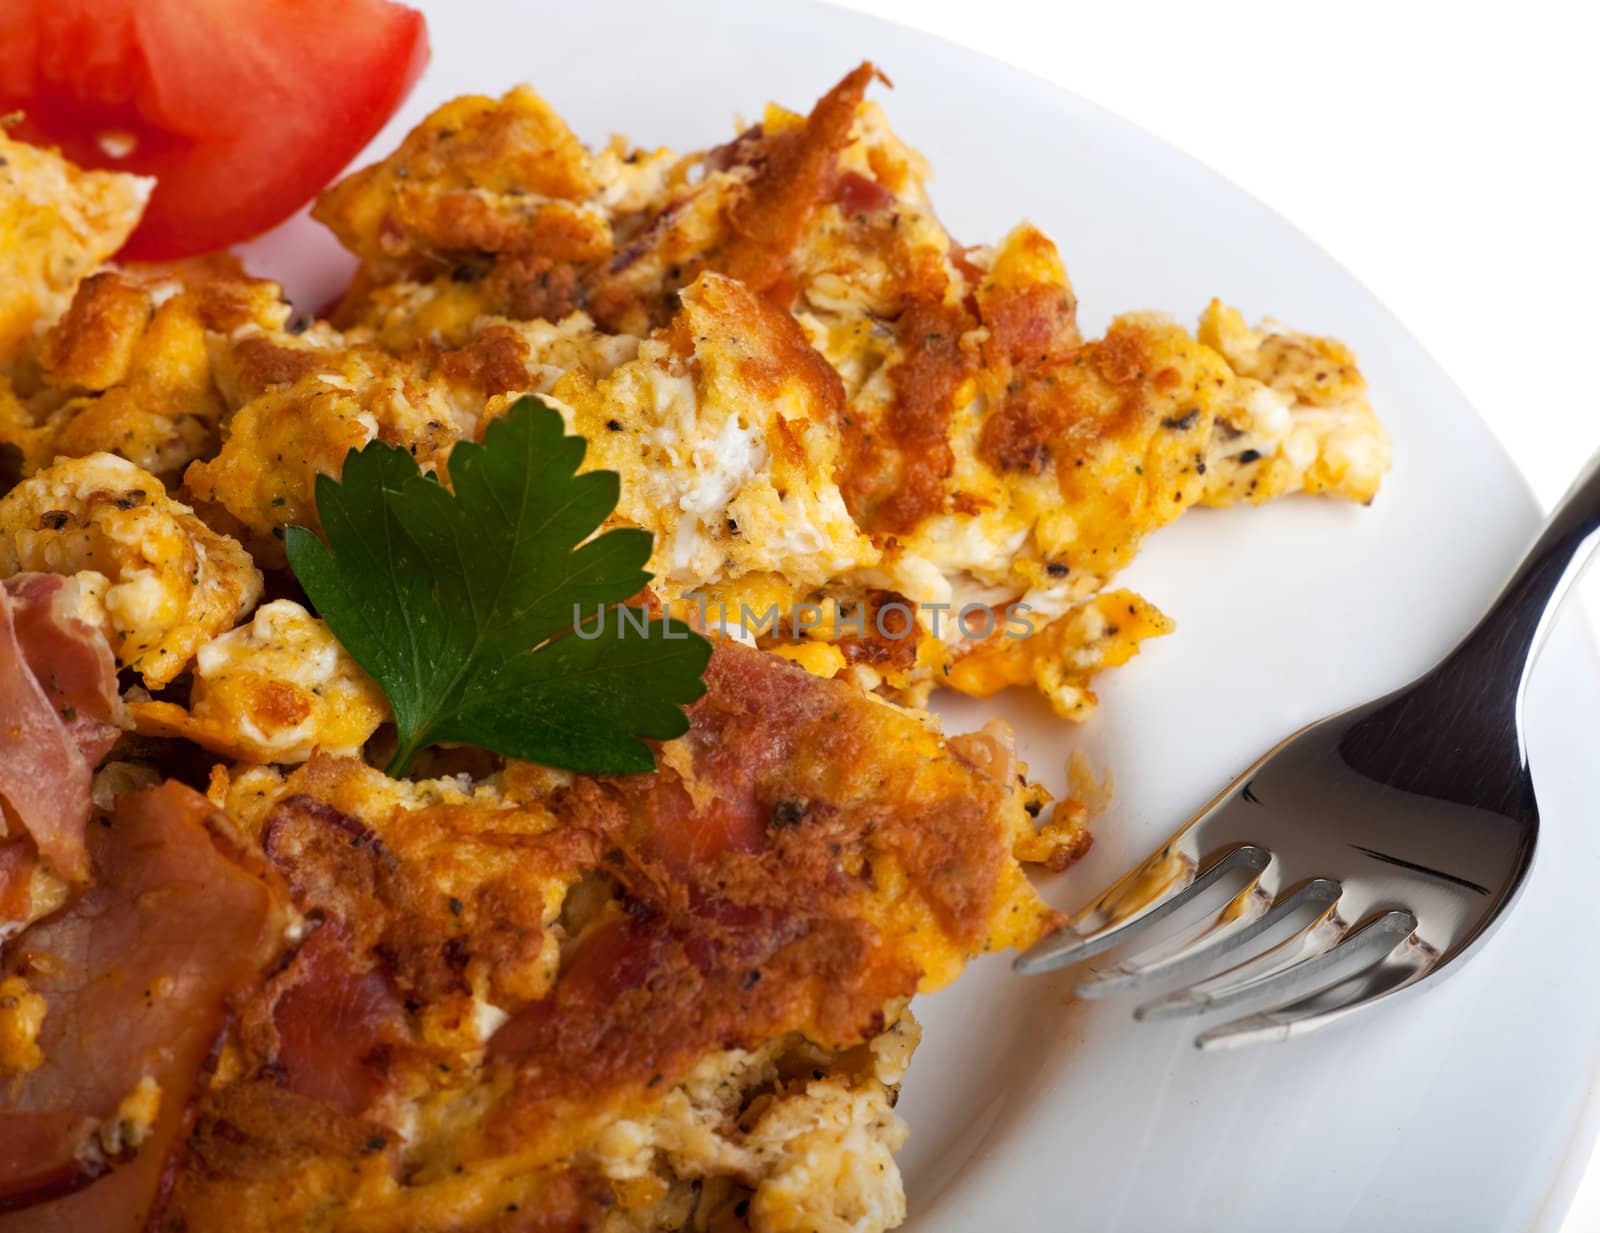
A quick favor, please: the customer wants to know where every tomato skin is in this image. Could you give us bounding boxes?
[0,0,430,259]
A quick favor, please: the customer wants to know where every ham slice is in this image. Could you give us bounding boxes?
[269,921,402,1117]
[0,1112,108,1212]
[259,796,409,1118]
[0,782,282,1228]
[0,573,127,884]
[2,575,125,764]
[0,838,34,922]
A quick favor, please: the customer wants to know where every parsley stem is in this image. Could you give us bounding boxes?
[386,733,427,778]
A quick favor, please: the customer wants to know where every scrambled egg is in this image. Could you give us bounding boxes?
[0,452,261,687]
[13,259,293,482]
[0,61,1391,1233]
[216,753,580,1015]
[550,272,880,594]
[0,70,1388,723]
[0,127,150,382]
[0,972,46,1076]
[173,642,1041,1233]
[582,1030,915,1233]
[1197,300,1389,505]
[303,72,1390,717]
[133,600,389,763]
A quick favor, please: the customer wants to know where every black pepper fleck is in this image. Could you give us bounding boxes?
[770,798,810,828]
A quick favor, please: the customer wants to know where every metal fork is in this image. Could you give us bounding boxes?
[1015,451,1600,1048]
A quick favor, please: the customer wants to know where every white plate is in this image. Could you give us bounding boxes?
[244,3,1600,1229]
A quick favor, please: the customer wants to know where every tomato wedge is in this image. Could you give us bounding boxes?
[0,0,429,259]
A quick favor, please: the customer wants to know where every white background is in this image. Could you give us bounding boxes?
[820,0,1600,1227]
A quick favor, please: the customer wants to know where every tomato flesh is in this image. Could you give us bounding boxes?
[0,0,429,259]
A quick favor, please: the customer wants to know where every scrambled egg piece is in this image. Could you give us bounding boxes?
[0,127,150,381]
[186,344,462,561]
[585,1024,916,1233]
[0,973,47,1076]
[4,259,294,482]
[1199,300,1391,505]
[184,317,631,563]
[100,1074,164,1156]
[0,453,262,686]
[549,272,878,594]
[950,589,1176,720]
[315,86,610,281]
[132,600,389,763]
[743,1073,908,1233]
[314,83,683,333]
[225,753,579,1015]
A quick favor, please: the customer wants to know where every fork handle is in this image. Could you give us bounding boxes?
[1436,448,1600,714]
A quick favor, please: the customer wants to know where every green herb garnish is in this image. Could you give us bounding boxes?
[286,397,711,777]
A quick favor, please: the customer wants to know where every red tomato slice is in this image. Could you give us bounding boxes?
[0,0,429,259]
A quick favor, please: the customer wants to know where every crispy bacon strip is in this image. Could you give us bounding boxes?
[0,573,126,884]
[0,782,281,1228]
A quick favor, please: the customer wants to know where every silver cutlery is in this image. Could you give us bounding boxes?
[1015,452,1600,1048]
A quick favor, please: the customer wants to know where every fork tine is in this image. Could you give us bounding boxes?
[1013,843,1271,975]
[1194,929,1438,1050]
[1136,909,1418,1021]
[1134,910,1342,1020]
[1076,877,1342,998]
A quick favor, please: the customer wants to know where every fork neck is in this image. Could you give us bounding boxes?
[1430,448,1600,723]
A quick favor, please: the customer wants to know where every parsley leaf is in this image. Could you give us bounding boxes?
[285,396,711,777]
